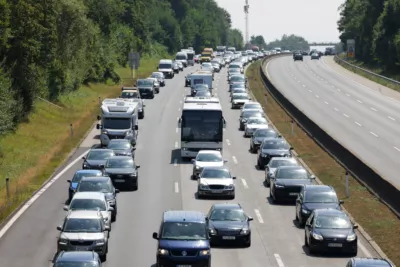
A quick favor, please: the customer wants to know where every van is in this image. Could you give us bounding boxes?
[175,52,188,67]
[152,210,211,267]
[158,59,174,78]
[186,51,195,66]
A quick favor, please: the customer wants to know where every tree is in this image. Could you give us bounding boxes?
[266,34,309,51]
[250,35,266,49]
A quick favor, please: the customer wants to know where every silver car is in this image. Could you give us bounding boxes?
[264,157,299,186]
[57,210,110,261]
[151,72,165,86]
[147,77,160,93]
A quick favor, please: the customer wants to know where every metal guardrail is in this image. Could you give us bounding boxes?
[334,55,400,86]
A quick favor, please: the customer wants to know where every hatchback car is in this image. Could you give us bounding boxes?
[102,156,140,190]
[244,117,268,137]
[67,169,103,202]
[82,149,115,170]
[106,139,136,156]
[191,150,227,179]
[256,137,293,168]
[231,93,251,109]
[249,128,278,153]
[239,110,265,131]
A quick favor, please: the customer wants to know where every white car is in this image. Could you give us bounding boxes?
[230,87,246,97]
[242,102,263,113]
[264,157,298,186]
[191,150,227,178]
[244,117,268,137]
[197,166,236,199]
[231,93,251,109]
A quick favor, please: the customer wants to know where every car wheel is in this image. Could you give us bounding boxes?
[111,213,116,222]
[304,234,308,247]
[100,253,107,262]
[151,93,155,99]
[244,237,251,247]
[197,192,202,199]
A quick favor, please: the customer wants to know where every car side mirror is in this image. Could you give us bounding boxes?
[97,115,101,121]
[105,225,110,231]
[134,125,138,130]
[63,206,69,211]
[115,189,120,193]
[232,176,237,179]
[136,165,140,168]
[353,224,358,229]
[96,124,101,129]
[191,159,196,163]
[152,232,159,240]
[289,147,294,150]
[247,216,254,221]
[339,200,344,205]
[99,164,105,168]
[67,180,71,183]
[310,175,316,179]
[108,207,114,212]
[223,160,228,163]
[57,226,62,231]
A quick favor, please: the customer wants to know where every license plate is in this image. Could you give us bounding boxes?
[75,247,88,251]
[211,190,223,193]
[114,179,125,182]
[176,265,191,267]
[289,193,298,196]
[328,243,343,247]
[222,236,235,240]
[142,93,147,95]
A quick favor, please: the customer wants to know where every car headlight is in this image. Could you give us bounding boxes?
[347,233,356,241]
[240,229,250,235]
[126,152,132,156]
[312,232,323,240]
[108,199,116,205]
[102,131,108,135]
[95,239,105,245]
[275,184,284,188]
[199,249,210,255]
[242,119,247,122]
[199,184,209,190]
[83,163,88,168]
[301,209,310,214]
[261,153,268,157]
[195,165,200,169]
[225,184,235,190]
[158,249,169,255]
[130,173,137,177]
[58,238,68,244]
[209,228,216,235]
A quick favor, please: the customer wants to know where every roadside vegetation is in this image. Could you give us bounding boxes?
[0,0,244,223]
[247,60,400,265]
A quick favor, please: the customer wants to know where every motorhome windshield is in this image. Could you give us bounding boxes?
[187,53,194,60]
[159,63,172,69]
[103,118,131,130]
[137,80,153,86]
[176,54,187,60]
[181,110,223,142]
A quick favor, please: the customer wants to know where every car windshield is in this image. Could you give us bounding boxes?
[305,192,338,203]
[196,153,222,162]
[276,168,308,179]
[106,158,134,168]
[72,171,102,182]
[201,168,231,178]
[107,142,130,150]
[233,94,248,99]
[229,65,240,69]
[232,89,246,94]
[211,61,219,64]
[269,160,297,168]
[210,209,246,221]
[54,263,98,267]
[77,181,112,193]
[243,111,262,118]
[229,69,240,73]
[254,129,276,138]
[103,117,131,130]
[261,140,289,149]
[137,80,153,86]
[152,73,163,78]
[176,55,186,60]
[120,91,139,98]
[314,215,352,229]
[231,84,245,89]
[247,118,267,124]
[195,91,211,97]
[69,199,106,211]
[161,222,207,240]
[201,53,211,57]
[231,76,245,82]
[86,150,114,160]
[244,104,261,109]
[63,218,102,233]
[194,84,209,90]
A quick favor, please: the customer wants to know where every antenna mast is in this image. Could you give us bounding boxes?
[244,0,250,46]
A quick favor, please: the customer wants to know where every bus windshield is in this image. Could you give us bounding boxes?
[181,110,223,142]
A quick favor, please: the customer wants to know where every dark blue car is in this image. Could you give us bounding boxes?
[53,251,102,266]
[152,210,211,267]
[67,169,103,202]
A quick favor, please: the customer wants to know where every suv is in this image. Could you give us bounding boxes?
[347,258,395,267]
[293,52,303,61]
[57,210,110,262]
[152,210,211,267]
[158,59,174,78]
[53,251,102,267]
[120,88,145,119]
[136,79,155,99]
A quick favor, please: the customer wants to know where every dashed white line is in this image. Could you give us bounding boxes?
[254,209,264,223]
[394,146,400,152]
[297,80,300,83]
[241,178,248,189]
[334,108,339,111]
[346,93,351,97]
[343,113,349,118]
[226,139,231,145]
[232,156,238,164]
[308,90,312,93]
[315,95,319,98]
[302,84,306,87]
[176,128,178,133]
[354,121,362,126]
[325,81,328,83]
[357,100,363,104]
[173,159,178,166]
[174,141,178,148]
[274,254,285,267]
[324,101,329,105]
[174,182,179,193]
[178,108,181,111]
[388,116,396,121]
[332,85,335,88]
[370,131,379,137]
[337,88,341,91]
[179,100,182,104]
[370,107,378,111]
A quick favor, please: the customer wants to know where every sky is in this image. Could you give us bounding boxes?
[214,0,346,43]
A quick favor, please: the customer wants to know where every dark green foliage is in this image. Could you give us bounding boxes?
[250,35,267,49]
[0,0,243,135]
[265,34,310,51]
[338,0,400,71]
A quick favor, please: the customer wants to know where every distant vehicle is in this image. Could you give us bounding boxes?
[67,169,103,202]
[82,149,115,170]
[324,47,335,56]
[102,156,140,190]
[191,150,227,179]
[347,258,395,267]
[249,128,279,153]
[256,137,292,168]
[293,52,303,61]
[244,117,268,137]
[53,251,102,267]
[311,52,320,60]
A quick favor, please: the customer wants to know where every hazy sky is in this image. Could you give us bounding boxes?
[215,0,345,43]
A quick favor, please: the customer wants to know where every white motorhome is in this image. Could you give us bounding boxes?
[190,71,213,90]
[274,47,282,53]
[158,59,174,78]
[175,52,188,67]
[96,99,139,146]
[178,102,226,158]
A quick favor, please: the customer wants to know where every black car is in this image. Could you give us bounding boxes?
[53,251,102,267]
[347,258,395,267]
[101,156,140,190]
[206,203,253,247]
[293,53,303,61]
[239,110,264,131]
[191,84,209,96]
[270,166,315,202]
[305,209,358,255]
[256,137,292,168]
[295,185,343,226]
[82,149,115,170]
[185,74,192,87]
[106,139,136,157]
[75,176,120,221]
[249,128,278,153]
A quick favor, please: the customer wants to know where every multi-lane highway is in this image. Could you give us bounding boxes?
[266,55,400,190]
[0,59,379,267]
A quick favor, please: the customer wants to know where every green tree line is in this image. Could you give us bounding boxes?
[0,0,244,135]
[250,34,310,51]
[338,0,400,72]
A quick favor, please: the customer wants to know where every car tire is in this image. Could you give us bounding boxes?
[151,93,155,99]
[197,192,202,199]
[100,253,107,262]
[244,237,251,247]
[111,212,116,222]
[139,112,144,119]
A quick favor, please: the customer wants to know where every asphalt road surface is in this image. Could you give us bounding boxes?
[0,60,378,267]
[266,55,400,190]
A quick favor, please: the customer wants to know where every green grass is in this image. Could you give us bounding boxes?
[336,54,400,92]
[247,60,400,266]
[0,57,161,222]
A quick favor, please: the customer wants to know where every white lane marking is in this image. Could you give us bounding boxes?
[174,142,178,148]
[254,209,264,223]
[302,84,306,87]
[337,88,341,91]
[325,81,328,83]
[334,108,339,111]
[315,95,319,98]
[232,156,238,164]
[176,128,178,133]
[388,116,396,121]
[241,178,248,189]
[174,182,179,193]
[178,108,181,111]
[226,139,231,145]
[370,108,377,112]
[394,146,400,152]
[346,93,351,97]
[179,100,182,104]
[332,85,335,88]
[308,90,312,93]
[173,159,178,166]
[0,149,89,239]
[357,100,363,104]
[324,101,329,105]
[370,131,379,137]
[297,80,300,83]
[274,254,285,267]
[355,121,362,126]
[343,113,349,118]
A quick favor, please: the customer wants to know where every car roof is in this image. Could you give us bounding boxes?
[106,156,133,161]
[163,210,206,223]
[121,89,139,93]
[56,251,98,262]
[67,210,102,219]
[74,169,103,175]
[248,116,266,120]
[244,102,261,105]
[232,93,248,96]
[303,185,333,192]
[262,137,286,143]
[72,192,106,200]
[88,148,114,153]
[202,166,229,171]
[80,176,110,183]
[314,209,346,216]
[211,203,242,210]
[352,258,393,266]
[108,139,130,143]
[276,166,305,171]
[197,150,222,155]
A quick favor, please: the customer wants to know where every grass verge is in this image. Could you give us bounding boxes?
[0,57,161,223]
[335,54,400,92]
[247,60,400,265]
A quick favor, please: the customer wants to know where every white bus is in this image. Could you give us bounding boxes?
[178,102,226,159]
